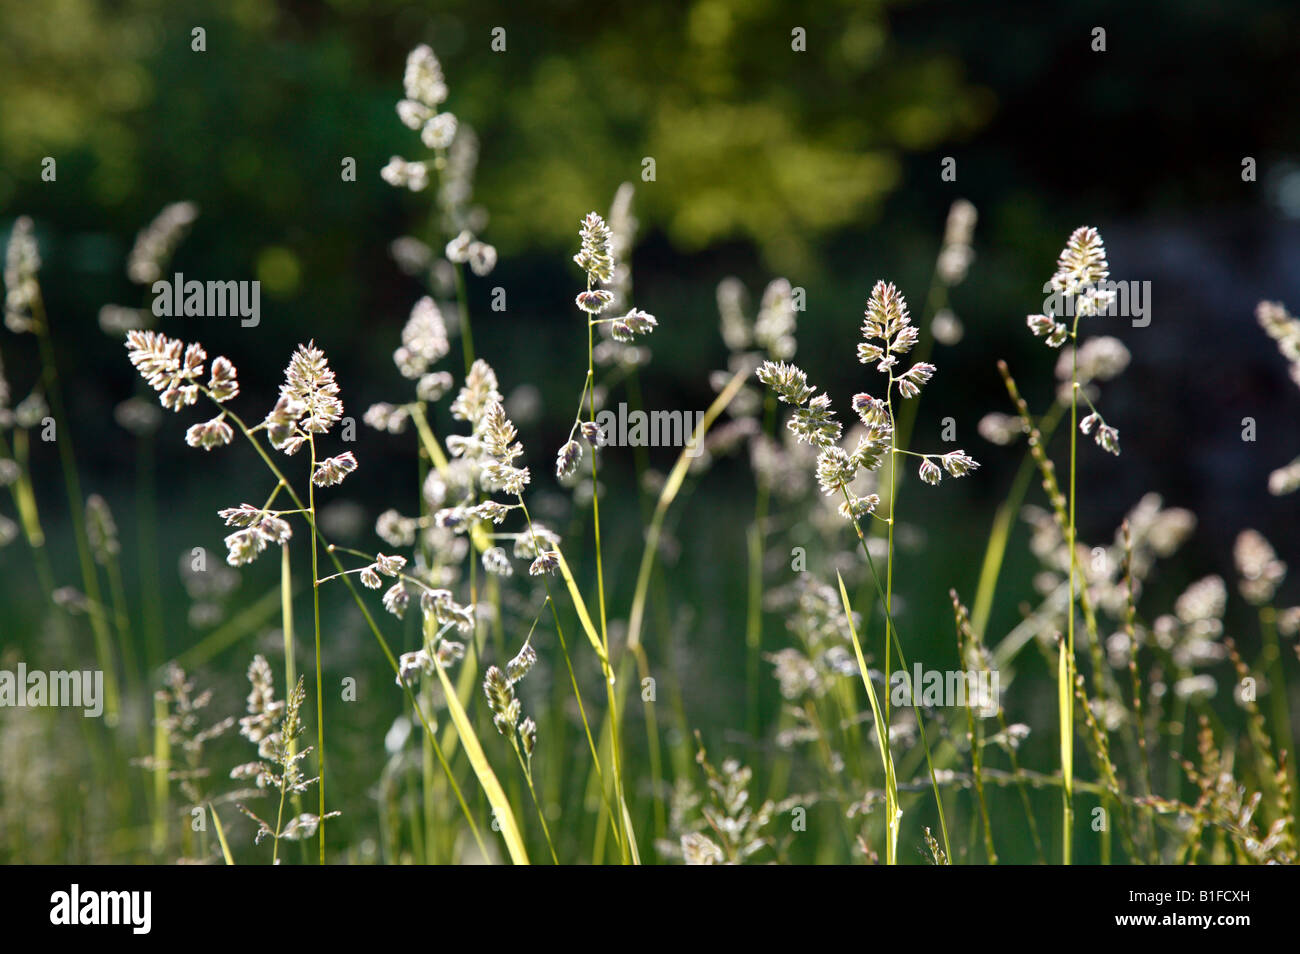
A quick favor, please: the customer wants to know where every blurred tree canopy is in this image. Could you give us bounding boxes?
[3,0,1300,538]
[0,0,988,275]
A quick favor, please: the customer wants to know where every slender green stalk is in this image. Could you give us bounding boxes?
[583,309,635,864]
[0,429,55,600]
[954,600,997,863]
[884,384,896,729]
[1258,605,1298,831]
[1061,315,1083,865]
[215,399,490,859]
[970,402,1065,639]
[151,693,169,858]
[841,486,952,860]
[279,539,311,863]
[137,433,165,670]
[31,291,122,724]
[271,765,290,865]
[453,263,475,375]
[510,740,558,864]
[280,540,297,697]
[306,435,326,864]
[837,573,899,863]
[746,392,774,737]
[103,547,138,690]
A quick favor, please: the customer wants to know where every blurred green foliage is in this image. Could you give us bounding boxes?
[0,0,986,273]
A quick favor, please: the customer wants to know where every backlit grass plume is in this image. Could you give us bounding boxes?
[382,44,495,374]
[758,280,978,515]
[757,279,977,863]
[233,655,337,863]
[1021,226,1125,864]
[125,330,359,862]
[1257,300,1300,494]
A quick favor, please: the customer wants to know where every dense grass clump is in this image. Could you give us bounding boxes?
[1,45,1297,866]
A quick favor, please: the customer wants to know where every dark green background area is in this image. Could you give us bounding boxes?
[2,0,1297,520]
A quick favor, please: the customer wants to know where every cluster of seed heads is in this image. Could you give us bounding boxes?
[219,503,293,567]
[1027,227,1122,455]
[558,211,659,480]
[233,656,338,847]
[126,332,359,567]
[757,280,977,516]
[381,46,497,273]
[397,636,466,687]
[126,201,199,285]
[483,641,539,760]
[4,217,40,333]
[1257,300,1300,494]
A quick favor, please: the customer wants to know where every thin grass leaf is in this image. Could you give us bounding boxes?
[208,802,235,865]
[837,571,900,864]
[555,548,611,674]
[626,364,750,652]
[430,653,530,865]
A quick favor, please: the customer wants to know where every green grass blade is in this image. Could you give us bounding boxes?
[430,654,531,865]
[208,802,235,865]
[555,549,612,674]
[626,365,750,653]
[837,571,900,864]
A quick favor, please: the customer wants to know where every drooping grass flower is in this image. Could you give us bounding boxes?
[233,657,338,861]
[1234,529,1286,607]
[126,201,199,285]
[384,44,495,375]
[311,451,358,487]
[4,217,41,333]
[1257,301,1300,494]
[757,278,975,863]
[1021,226,1125,864]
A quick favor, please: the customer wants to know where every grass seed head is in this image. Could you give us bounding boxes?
[574,211,615,285]
[4,216,40,332]
[403,44,448,107]
[279,341,344,437]
[556,438,583,479]
[126,202,198,285]
[506,644,538,684]
[312,451,359,487]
